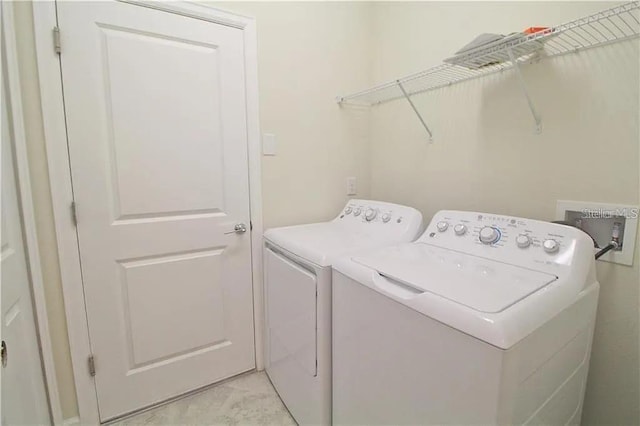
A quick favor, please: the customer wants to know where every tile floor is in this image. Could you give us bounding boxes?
[111,371,296,425]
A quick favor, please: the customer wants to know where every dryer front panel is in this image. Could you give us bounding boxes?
[265,247,317,377]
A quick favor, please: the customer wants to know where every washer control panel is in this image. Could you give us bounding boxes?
[419,210,594,269]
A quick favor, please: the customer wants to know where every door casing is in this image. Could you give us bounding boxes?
[32,2,264,423]
[1,1,63,423]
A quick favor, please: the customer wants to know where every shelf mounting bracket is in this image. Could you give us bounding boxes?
[507,48,542,134]
[397,80,434,142]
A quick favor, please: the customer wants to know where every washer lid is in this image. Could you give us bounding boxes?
[352,243,557,313]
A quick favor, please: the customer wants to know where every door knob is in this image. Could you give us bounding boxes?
[1,340,7,367]
[225,223,247,234]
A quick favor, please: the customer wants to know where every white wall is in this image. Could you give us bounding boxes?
[368,2,639,424]
[14,1,372,419]
[212,2,373,228]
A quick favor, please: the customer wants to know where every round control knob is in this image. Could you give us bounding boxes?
[515,234,531,248]
[344,207,352,215]
[479,226,500,244]
[543,239,559,254]
[454,224,467,236]
[436,221,449,232]
[382,213,391,223]
[353,207,362,216]
[365,208,377,221]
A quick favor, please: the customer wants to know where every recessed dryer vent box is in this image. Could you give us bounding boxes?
[556,200,638,266]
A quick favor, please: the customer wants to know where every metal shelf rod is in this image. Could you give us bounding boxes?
[397,81,434,141]
[507,48,542,134]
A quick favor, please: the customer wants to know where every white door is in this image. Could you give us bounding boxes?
[1,53,51,425]
[57,2,255,420]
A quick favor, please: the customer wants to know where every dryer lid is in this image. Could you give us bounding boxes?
[265,223,405,267]
[352,243,557,313]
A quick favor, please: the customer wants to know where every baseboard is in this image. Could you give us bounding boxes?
[62,416,80,426]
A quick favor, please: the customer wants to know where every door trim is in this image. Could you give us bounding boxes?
[32,2,263,423]
[2,1,63,423]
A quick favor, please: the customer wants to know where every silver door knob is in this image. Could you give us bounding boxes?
[225,223,247,234]
[1,340,7,368]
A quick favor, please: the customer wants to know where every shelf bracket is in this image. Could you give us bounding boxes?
[507,48,542,134]
[397,81,434,142]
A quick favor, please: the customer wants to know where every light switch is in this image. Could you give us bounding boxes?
[262,133,277,156]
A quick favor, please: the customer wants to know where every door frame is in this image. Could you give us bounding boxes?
[2,1,63,423]
[32,2,264,423]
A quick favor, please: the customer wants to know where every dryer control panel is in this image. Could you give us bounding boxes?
[334,199,423,240]
[418,210,595,272]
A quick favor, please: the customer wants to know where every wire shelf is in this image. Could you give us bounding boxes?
[338,2,640,107]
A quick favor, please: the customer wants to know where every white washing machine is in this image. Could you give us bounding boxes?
[332,210,600,426]
[263,200,422,425]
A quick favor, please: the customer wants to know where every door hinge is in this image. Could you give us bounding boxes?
[53,26,61,54]
[71,201,78,226]
[250,221,253,231]
[88,355,96,377]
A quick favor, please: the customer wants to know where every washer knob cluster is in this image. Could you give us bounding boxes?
[432,216,563,255]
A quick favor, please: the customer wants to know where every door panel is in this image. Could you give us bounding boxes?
[1,57,51,425]
[101,25,224,219]
[121,249,227,366]
[57,1,255,419]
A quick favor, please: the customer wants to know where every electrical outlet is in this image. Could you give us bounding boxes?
[346,177,357,196]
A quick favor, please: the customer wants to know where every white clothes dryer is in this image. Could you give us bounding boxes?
[332,210,599,425]
[263,200,422,425]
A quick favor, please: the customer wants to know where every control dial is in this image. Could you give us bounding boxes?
[543,239,559,253]
[454,224,467,236]
[344,207,353,215]
[436,221,449,232]
[479,226,500,244]
[382,213,391,223]
[365,208,377,222]
[516,234,531,248]
[353,207,362,216]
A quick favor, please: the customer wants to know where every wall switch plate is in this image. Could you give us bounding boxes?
[556,200,638,266]
[262,133,277,156]
[346,177,357,196]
